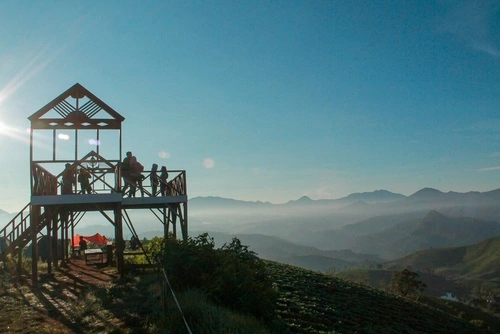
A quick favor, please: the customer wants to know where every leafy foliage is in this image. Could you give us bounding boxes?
[388,269,426,298]
[150,233,277,321]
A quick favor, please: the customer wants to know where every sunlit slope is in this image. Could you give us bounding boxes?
[385,235,500,278]
[268,261,490,333]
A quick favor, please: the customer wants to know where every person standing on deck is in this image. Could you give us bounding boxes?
[129,156,144,197]
[159,166,169,196]
[121,151,134,195]
[78,168,92,194]
[62,163,76,194]
[150,163,159,196]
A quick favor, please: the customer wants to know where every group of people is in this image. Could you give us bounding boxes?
[150,163,170,196]
[61,163,92,195]
[120,151,169,197]
[60,151,170,197]
[120,151,145,197]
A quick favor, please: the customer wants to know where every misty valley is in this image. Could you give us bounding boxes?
[2,187,500,312]
[187,188,500,304]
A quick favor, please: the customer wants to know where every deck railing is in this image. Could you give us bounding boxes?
[31,162,186,198]
[32,165,58,195]
[120,169,187,198]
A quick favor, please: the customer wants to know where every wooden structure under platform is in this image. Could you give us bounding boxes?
[0,83,188,284]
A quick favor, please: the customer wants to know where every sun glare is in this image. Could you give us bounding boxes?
[0,119,30,145]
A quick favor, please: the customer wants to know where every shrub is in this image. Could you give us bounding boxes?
[388,269,426,299]
[153,233,277,321]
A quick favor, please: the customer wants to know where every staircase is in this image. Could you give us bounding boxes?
[0,203,54,256]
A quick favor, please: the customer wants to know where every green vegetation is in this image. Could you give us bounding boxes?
[149,233,278,322]
[388,269,426,298]
[1,234,499,333]
[383,235,500,301]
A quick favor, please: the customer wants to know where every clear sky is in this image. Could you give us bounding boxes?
[0,1,499,213]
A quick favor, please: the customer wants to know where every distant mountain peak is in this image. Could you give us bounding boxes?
[338,189,406,204]
[408,187,444,200]
[286,195,314,205]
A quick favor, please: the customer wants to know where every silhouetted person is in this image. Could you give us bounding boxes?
[62,163,75,194]
[150,163,159,196]
[79,236,87,258]
[160,166,169,196]
[121,151,134,195]
[78,168,92,194]
[130,235,139,251]
[129,156,144,197]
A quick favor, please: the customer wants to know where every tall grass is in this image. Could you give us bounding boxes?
[149,289,272,334]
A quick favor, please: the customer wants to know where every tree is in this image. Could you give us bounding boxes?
[154,233,277,321]
[389,269,426,298]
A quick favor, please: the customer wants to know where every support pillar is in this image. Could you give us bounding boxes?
[163,207,168,239]
[46,215,52,275]
[52,209,59,270]
[30,205,40,286]
[114,206,124,279]
[182,202,188,242]
[171,206,177,239]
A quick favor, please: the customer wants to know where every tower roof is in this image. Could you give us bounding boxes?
[28,83,125,130]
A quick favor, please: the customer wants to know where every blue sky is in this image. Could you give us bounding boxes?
[0,1,499,212]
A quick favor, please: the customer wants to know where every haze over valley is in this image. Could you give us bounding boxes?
[4,186,499,268]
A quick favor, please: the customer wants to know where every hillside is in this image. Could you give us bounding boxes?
[267,261,495,333]
[333,235,500,304]
[350,210,500,259]
[1,247,499,332]
[193,231,382,272]
[385,234,500,280]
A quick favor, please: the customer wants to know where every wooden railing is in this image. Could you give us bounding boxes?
[32,165,58,195]
[31,157,186,198]
[1,203,30,247]
[167,170,187,196]
[0,204,53,255]
[120,169,187,198]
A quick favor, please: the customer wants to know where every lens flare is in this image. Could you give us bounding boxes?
[202,158,215,169]
[58,133,70,140]
[158,151,170,159]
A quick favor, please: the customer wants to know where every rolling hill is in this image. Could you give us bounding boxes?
[346,210,500,259]
[385,234,500,280]
[267,261,498,333]
[193,231,382,272]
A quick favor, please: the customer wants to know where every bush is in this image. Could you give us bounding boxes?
[388,269,426,299]
[152,233,277,321]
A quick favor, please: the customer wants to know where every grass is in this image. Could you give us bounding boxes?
[266,261,497,333]
[1,256,499,333]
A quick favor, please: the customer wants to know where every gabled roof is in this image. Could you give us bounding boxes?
[29,83,125,130]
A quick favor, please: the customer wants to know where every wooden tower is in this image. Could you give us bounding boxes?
[1,83,187,284]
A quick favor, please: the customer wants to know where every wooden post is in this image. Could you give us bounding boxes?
[52,208,59,270]
[172,206,177,239]
[163,207,168,239]
[182,203,188,242]
[30,205,39,286]
[114,206,124,279]
[46,215,52,275]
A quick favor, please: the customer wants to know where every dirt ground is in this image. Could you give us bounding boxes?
[0,258,127,334]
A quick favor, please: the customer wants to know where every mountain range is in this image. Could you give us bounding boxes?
[2,187,500,264]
